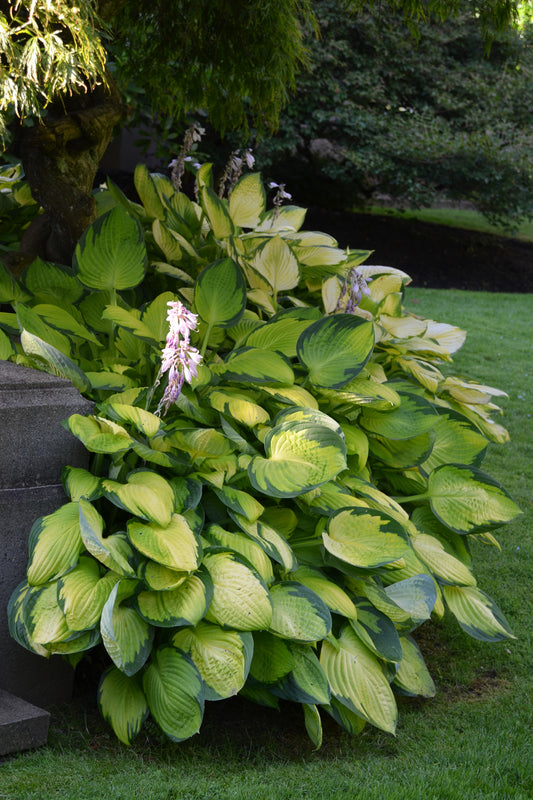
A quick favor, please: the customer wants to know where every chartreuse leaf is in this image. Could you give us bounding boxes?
[20,331,90,394]
[140,562,188,592]
[249,632,294,683]
[426,465,521,534]
[212,485,264,523]
[207,388,270,427]
[79,499,136,577]
[65,414,133,454]
[291,567,357,619]
[411,532,477,586]
[420,411,488,474]
[203,525,274,585]
[201,187,234,238]
[203,551,272,631]
[134,163,165,220]
[16,303,70,353]
[100,583,154,676]
[323,508,410,569]
[297,315,374,389]
[272,642,330,705]
[7,582,49,656]
[58,557,118,631]
[98,667,149,745]
[320,625,397,735]
[74,206,147,291]
[231,514,296,571]
[195,257,245,329]
[384,575,437,626]
[249,235,300,294]
[27,502,84,586]
[248,415,347,499]
[360,392,438,440]
[303,704,323,749]
[229,173,266,228]
[172,622,252,701]
[127,514,201,572]
[31,303,102,346]
[102,471,175,527]
[216,347,294,385]
[443,585,515,642]
[143,645,205,742]
[268,582,332,643]
[136,570,212,628]
[23,582,70,646]
[393,636,436,698]
[349,599,403,662]
[244,317,311,358]
[62,466,102,502]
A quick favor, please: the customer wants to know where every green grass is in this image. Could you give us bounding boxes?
[360,206,533,242]
[2,290,532,800]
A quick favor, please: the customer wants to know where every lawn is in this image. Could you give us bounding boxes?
[1,288,532,800]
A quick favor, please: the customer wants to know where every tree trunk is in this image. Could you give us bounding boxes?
[15,71,124,266]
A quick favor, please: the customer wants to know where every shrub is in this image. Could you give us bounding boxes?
[1,163,520,746]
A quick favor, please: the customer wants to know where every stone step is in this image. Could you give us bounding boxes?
[0,690,50,757]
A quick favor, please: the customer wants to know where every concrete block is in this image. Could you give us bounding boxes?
[0,690,50,756]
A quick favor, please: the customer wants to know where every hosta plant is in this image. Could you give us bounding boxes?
[2,163,520,747]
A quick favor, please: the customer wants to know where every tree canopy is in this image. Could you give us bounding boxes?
[0,0,526,262]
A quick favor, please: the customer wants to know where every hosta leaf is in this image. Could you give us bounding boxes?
[20,331,90,393]
[101,305,157,342]
[16,303,70,353]
[216,347,294,385]
[320,626,397,734]
[98,668,148,745]
[24,259,83,304]
[74,206,147,291]
[143,646,204,742]
[127,514,201,572]
[323,508,410,569]
[212,485,264,523]
[349,599,403,662]
[427,465,521,534]
[324,697,366,736]
[291,567,357,619]
[255,205,307,233]
[248,417,346,499]
[392,636,436,698]
[194,258,246,328]
[268,582,332,643]
[134,164,165,220]
[207,388,270,427]
[229,173,266,228]
[204,525,275,585]
[443,585,515,642]
[31,303,101,346]
[297,315,374,389]
[261,384,319,409]
[62,466,102,502]
[58,556,118,631]
[0,327,14,359]
[368,431,434,470]
[136,571,212,628]
[201,187,234,239]
[7,581,49,656]
[384,575,437,626]
[360,392,438,440]
[79,499,136,577]
[244,317,310,358]
[411,533,476,586]
[203,551,272,631]
[172,622,252,701]
[27,502,84,586]
[272,642,330,705]
[250,235,300,293]
[102,471,175,527]
[231,514,296,571]
[303,704,323,750]
[100,583,154,676]
[420,412,488,474]
[24,582,70,645]
[249,632,294,683]
[65,414,133,454]
[140,562,188,592]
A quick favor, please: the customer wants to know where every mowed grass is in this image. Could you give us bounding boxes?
[361,205,533,242]
[1,289,532,800]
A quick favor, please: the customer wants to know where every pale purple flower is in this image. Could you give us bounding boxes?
[336,268,371,314]
[152,300,203,416]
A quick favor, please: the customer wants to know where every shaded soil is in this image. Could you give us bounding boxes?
[306,208,533,293]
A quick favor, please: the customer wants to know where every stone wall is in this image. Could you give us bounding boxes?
[0,361,93,707]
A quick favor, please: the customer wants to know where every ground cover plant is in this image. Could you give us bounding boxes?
[0,163,521,749]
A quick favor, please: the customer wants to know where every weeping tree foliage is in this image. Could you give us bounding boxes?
[0,0,522,264]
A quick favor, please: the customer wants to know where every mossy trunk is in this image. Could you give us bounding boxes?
[15,72,124,267]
